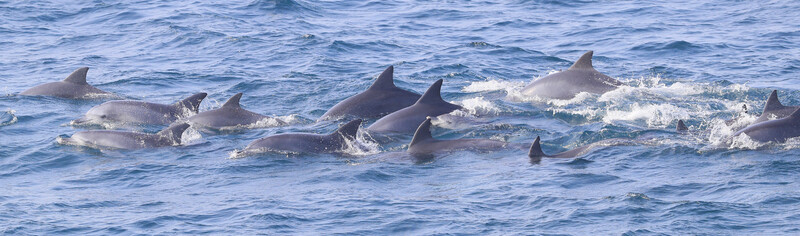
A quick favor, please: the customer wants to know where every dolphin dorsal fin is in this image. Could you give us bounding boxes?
[157,123,191,144]
[175,93,208,113]
[222,93,243,109]
[763,90,785,112]
[63,67,90,85]
[410,117,435,147]
[568,51,594,70]
[528,136,547,158]
[415,79,446,105]
[334,119,362,140]
[368,66,397,90]
[676,120,688,131]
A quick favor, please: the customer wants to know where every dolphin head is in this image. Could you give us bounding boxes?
[71,105,114,125]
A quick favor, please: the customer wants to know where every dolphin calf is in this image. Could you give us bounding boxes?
[320,66,421,120]
[407,117,507,156]
[521,51,623,99]
[71,93,207,125]
[58,123,191,150]
[367,79,462,133]
[237,119,362,155]
[528,136,633,159]
[732,108,800,143]
[187,93,286,129]
[753,90,799,124]
[20,67,113,99]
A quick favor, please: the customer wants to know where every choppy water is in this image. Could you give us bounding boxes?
[2,0,800,234]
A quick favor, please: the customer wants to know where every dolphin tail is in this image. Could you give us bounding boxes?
[368,65,397,90]
[63,67,90,85]
[157,123,191,144]
[410,117,434,147]
[222,93,243,109]
[528,136,548,158]
[676,120,688,131]
[763,90,785,113]
[175,92,208,113]
[334,119,362,140]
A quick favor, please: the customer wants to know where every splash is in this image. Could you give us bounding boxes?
[0,109,18,127]
[456,97,501,116]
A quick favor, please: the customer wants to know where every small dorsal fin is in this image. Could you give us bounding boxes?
[368,66,397,90]
[334,119,362,139]
[763,90,784,113]
[175,93,207,113]
[222,93,243,109]
[63,67,90,85]
[676,120,688,131]
[157,123,191,144]
[415,79,446,105]
[568,51,594,70]
[410,117,435,147]
[528,136,547,158]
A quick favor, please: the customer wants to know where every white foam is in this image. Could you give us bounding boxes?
[602,103,694,127]
[456,97,500,115]
[0,109,18,126]
[462,79,525,93]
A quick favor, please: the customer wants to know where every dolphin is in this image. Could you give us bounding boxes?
[320,66,421,120]
[71,93,207,125]
[732,108,800,143]
[367,79,462,133]
[521,51,623,99]
[58,123,191,150]
[753,90,799,124]
[237,119,362,155]
[187,93,286,129]
[407,117,507,156]
[20,67,113,99]
[528,136,633,159]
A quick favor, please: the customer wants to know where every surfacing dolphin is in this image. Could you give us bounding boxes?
[58,123,191,150]
[320,66,421,120]
[236,119,362,155]
[522,51,623,99]
[20,67,113,99]
[732,108,800,143]
[407,117,508,157]
[367,79,462,134]
[187,93,286,129]
[528,136,634,160]
[676,120,688,132]
[71,93,207,125]
[753,90,799,124]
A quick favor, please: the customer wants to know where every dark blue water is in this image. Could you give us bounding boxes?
[3,0,800,234]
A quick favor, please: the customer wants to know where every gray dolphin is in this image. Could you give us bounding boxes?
[407,117,507,156]
[521,51,623,99]
[187,93,286,129]
[528,136,633,159]
[72,93,207,125]
[320,66,421,120]
[58,123,191,150]
[20,67,113,99]
[367,79,462,133]
[753,90,798,124]
[237,119,362,155]
[732,108,800,143]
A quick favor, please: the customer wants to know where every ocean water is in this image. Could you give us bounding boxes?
[2,0,800,234]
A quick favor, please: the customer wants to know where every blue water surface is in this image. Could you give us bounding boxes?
[2,0,800,234]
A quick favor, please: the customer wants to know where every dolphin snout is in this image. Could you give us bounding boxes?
[70,117,92,125]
